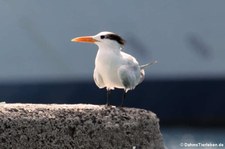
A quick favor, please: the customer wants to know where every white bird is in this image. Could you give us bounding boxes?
[71,31,156,106]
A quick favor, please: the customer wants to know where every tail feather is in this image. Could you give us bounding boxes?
[140,60,158,69]
[139,60,157,84]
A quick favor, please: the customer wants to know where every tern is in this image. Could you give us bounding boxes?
[71,31,156,106]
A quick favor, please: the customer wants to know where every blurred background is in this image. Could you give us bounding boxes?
[0,0,225,148]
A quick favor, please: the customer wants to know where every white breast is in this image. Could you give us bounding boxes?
[94,49,124,90]
[94,48,142,92]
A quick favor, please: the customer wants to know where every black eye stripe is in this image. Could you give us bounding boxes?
[104,34,125,45]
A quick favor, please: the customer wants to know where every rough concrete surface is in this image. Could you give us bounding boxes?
[0,103,164,149]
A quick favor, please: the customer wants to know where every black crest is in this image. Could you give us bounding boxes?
[105,34,126,45]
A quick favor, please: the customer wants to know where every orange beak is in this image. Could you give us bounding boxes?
[71,36,98,43]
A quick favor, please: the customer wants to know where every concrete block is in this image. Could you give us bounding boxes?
[0,104,164,149]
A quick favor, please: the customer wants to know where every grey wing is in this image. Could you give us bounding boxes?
[117,65,141,92]
[93,69,105,89]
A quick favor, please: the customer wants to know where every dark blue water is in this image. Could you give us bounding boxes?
[1,80,225,125]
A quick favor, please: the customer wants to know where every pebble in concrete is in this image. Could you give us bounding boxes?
[0,104,164,149]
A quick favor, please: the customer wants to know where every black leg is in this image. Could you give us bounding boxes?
[106,89,111,106]
[120,90,126,107]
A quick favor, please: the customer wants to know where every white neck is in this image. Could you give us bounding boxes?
[96,42,123,53]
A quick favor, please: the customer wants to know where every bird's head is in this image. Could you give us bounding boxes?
[71,31,125,50]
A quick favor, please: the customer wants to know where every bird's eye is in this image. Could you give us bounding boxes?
[100,35,105,39]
